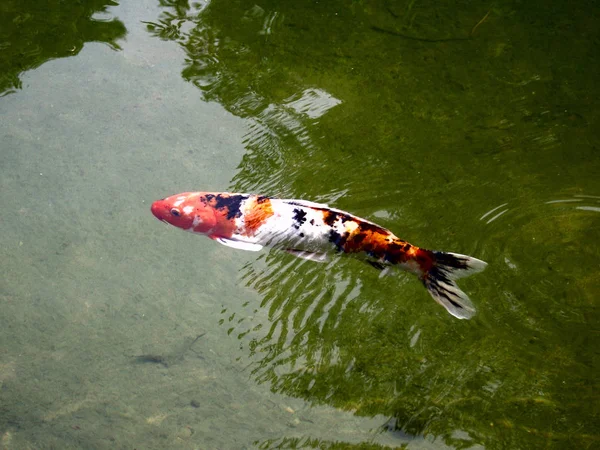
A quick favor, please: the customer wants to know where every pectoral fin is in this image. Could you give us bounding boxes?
[285,249,329,263]
[215,237,263,251]
[378,267,392,278]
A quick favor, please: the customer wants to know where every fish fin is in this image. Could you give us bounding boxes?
[379,267,392,278]
[366,260,386,271]
[421,251,487,320]
[283,199,330,209]
[214,237,263,252]
[366,260,392,277]
[285,248,329,262]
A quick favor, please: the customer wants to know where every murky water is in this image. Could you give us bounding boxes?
[1,0,599,449]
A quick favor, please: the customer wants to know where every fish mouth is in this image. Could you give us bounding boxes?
[151,200,169,222]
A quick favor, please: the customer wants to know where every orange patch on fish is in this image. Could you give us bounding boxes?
[412,247,434,272]
[243,197,274,235]
[210,208,237,238]
[344,227,389,253]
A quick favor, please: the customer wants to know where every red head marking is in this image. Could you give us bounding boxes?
[151,192,217,234]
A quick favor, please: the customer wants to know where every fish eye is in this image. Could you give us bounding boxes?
[170,208,181,217]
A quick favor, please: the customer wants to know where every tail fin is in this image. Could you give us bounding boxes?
[421,251,487,319]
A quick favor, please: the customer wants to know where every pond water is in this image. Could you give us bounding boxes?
[1,0,598,448]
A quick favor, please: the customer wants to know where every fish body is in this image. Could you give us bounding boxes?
[151,192,487,319]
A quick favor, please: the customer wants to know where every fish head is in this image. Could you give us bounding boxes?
[151,192,217,234]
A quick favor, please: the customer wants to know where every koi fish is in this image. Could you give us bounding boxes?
[151,192,487,319]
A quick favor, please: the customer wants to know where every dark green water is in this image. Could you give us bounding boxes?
[1,0,598,448]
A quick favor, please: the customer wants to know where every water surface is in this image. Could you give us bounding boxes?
[1,0,599,448]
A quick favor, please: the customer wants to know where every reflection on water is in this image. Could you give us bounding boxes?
[479,203,509,224]
[145,3,344,196]
[228,195,599,448]
[140,0,599,448]
[0,0,126,96]
[232,87,342,195]
[285,88,342,120]
[1,0,597,447]
[547,195,600,213]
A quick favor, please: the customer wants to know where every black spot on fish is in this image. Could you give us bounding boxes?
[433,251,469,270]
[310,219,315,226]
[382,240,411,263]
[206,194,247,220]
[357,221,388,234]
[352,233,367,244]
[387,241,401,251]
[200,194,213,205]
[299,232,305,238]
[256,195,270,204]
[292,208,307,230]
[328,229,349,251]
[323,211,338,226]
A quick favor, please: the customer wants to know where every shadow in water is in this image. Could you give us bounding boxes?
[0,0,126,96]
[256,435,409,450]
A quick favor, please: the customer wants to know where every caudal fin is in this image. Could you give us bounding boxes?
[421,251,487,319]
